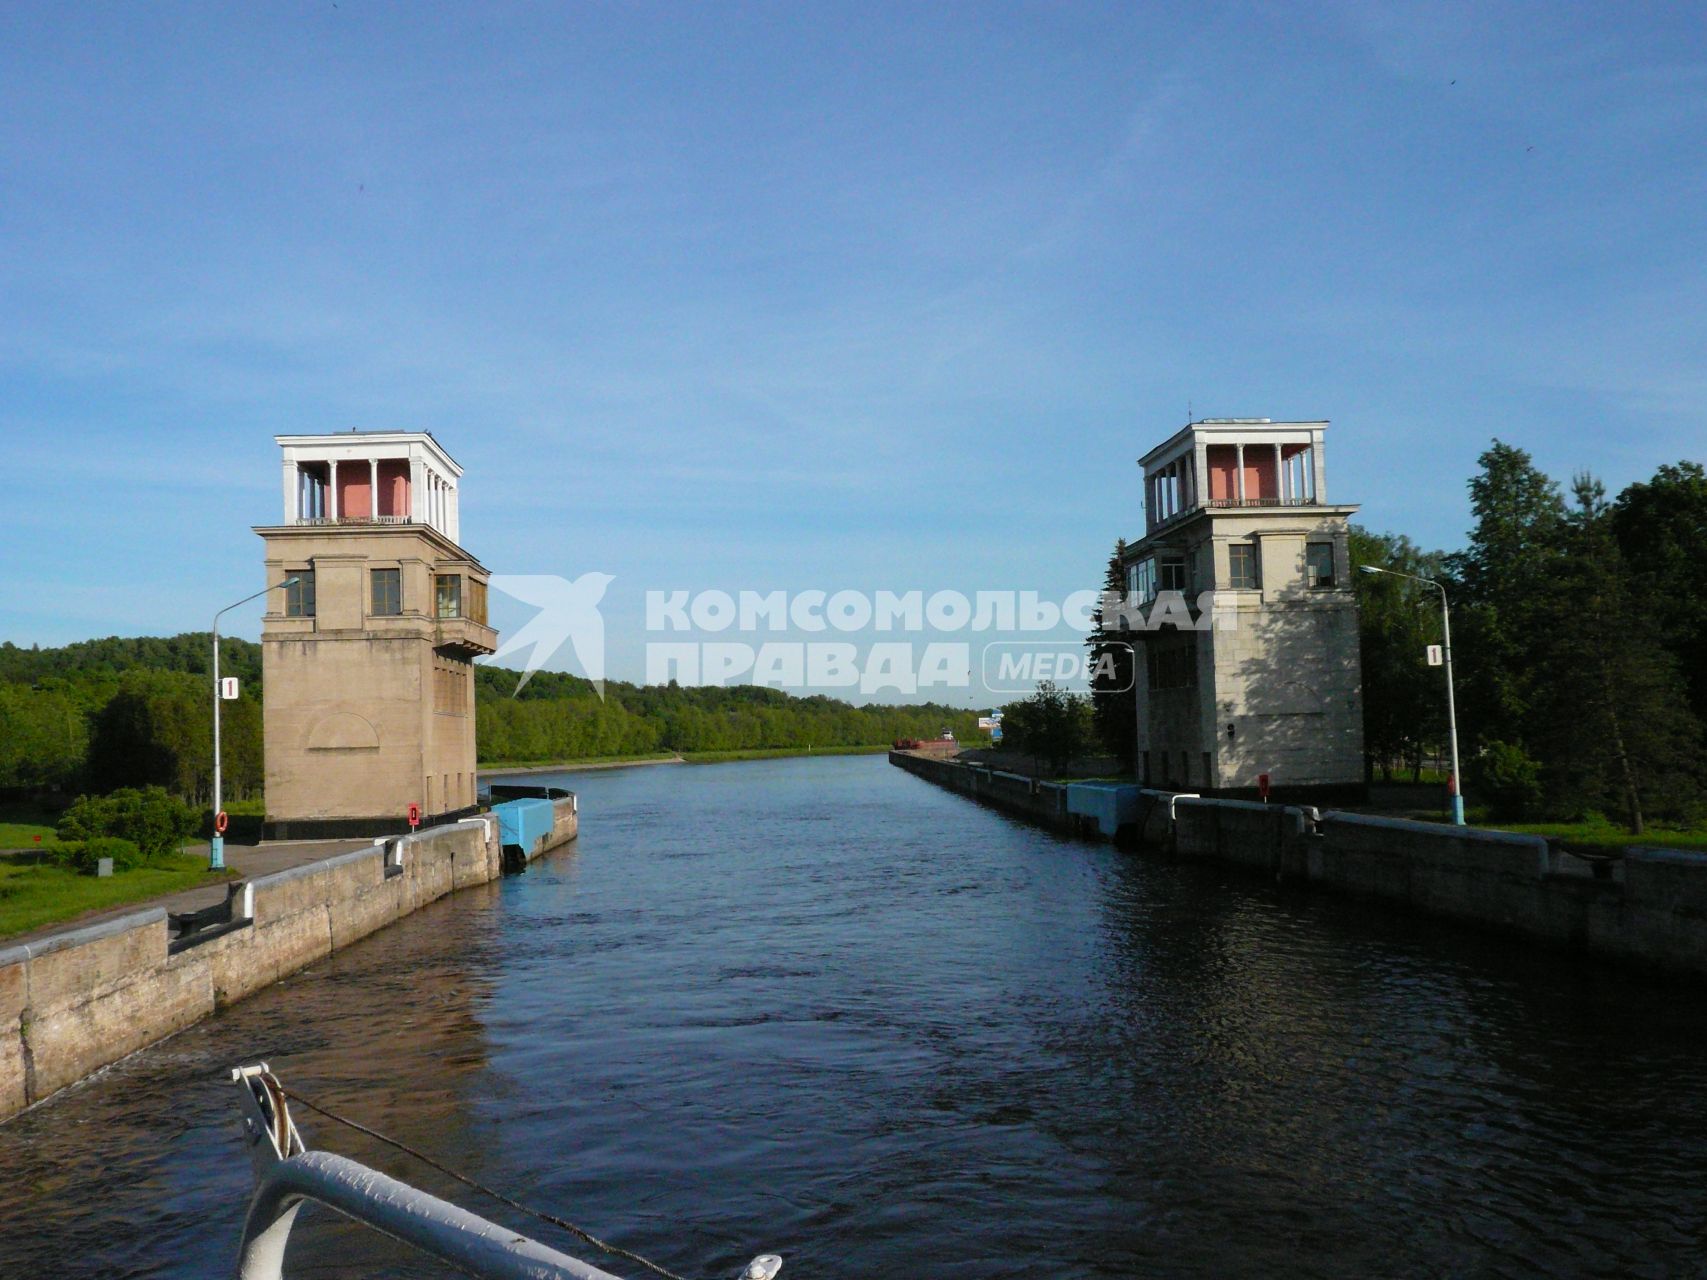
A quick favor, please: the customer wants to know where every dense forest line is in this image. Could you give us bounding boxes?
[0,635,977,804]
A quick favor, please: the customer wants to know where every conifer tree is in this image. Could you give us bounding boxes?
[1086,539,1137,769]
[1447,440,1566,749]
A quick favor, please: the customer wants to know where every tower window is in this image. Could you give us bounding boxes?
[1146,645,1197,690]
[371,568,402,616]
[1228,542,1259,590]
[435,574,462,619]
[285,569,316,618]
[1129,558,1156,605]
[1158,555,1189,593]
[1306,542,1336,588]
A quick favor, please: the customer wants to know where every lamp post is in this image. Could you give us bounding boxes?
[212,578,299,869]
[1359,564,1465,825]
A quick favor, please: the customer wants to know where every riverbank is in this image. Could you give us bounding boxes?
[890,750,1707,980]
[482,753,684,775]
[481,743,894,774]
[0,796,579,1123]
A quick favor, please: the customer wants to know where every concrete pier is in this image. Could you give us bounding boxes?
[891,750,1707,980]
[0,794,577,1124]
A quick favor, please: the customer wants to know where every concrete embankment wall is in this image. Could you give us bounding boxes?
[892,752,1707,979]
[0,796,578,1124]
[889,750,1071,830]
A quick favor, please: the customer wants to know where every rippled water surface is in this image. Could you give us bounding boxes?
[3,754,1706,1278]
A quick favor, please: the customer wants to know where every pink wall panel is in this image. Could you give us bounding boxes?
[377,460,411,517]
[336,470,372,519]
[1245,451,1278,501]
[1206,446,1237,501]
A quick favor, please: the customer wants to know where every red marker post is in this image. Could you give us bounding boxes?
[407,803,421,830]
[1257,772,1271,804]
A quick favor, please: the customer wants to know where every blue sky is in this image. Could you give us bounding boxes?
[2,3,1703,695]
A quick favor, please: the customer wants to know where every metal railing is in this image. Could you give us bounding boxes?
[290,515,416,526]
[1148,494,1319,532]
[231,1064,783,1280]
[1204,496,1315,509]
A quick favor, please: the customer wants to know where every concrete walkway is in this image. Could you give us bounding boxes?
[2,838,375,948]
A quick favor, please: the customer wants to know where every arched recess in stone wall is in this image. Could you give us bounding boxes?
[305,712,381,752]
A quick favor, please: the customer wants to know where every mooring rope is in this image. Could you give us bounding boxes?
[279,1085,693,1280]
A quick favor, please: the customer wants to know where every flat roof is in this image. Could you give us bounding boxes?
[1138,419,1328,469]
[275,430,462,476]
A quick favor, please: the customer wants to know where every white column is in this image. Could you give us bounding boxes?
[282,458,298,522]
[1235,444,1245,503]
[328,460,339,520]
[369,458,379,519]
[408,458,425,523]
[1273,443,1283,503]
[1311,436,1326,502]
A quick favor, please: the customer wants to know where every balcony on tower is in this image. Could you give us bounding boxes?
[278,431,463,544]
[1141,418,1328,533]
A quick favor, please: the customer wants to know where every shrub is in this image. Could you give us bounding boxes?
[56,787,199,859]
[1469,740,1543,820]
[39,837,144,874]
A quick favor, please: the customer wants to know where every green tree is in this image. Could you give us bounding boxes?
[83,669,263,804]
[1447,440,1567,750]
[0,684,88,791]
[1612,461,1707,729]
[1529,475,1704,831]
[1086,539,1137,769]
[1349,526,1447,781]
[1001,680,1091,776]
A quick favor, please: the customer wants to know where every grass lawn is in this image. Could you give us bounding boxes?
[0,855,234,940]
[1487,818,1707,852]
[0,801,59,850]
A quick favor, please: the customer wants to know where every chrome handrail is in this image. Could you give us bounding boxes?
[231,1064,783,1280]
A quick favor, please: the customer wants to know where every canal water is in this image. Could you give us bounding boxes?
[2,754,1705,1278]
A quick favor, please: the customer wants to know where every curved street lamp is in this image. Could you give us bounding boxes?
[211,577,299,869]
[1358,564,1465,825]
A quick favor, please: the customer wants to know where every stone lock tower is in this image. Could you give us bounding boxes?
[1120,419,1364,796]
[255,432,497,838]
